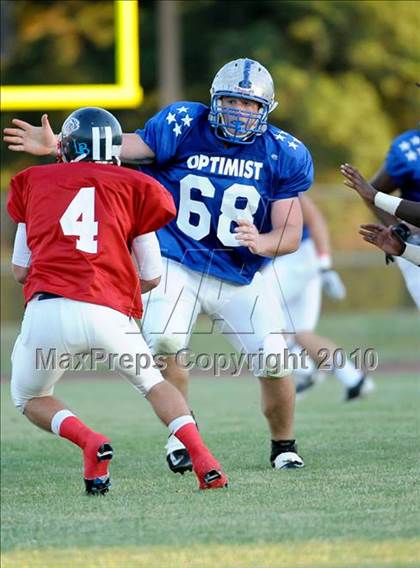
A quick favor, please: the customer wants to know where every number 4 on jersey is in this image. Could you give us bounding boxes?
[60,187,98,253]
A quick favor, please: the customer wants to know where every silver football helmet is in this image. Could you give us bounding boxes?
[209,58,278,144]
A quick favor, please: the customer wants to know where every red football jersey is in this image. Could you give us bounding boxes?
[7,162,176,317]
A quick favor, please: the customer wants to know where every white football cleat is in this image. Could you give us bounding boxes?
[272,451,304,470]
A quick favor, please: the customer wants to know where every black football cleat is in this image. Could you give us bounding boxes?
[85,476,111,495]
[345,375,375,401]
[84,442,113,495]
[271,441,304,470]
[166,448,193,475]
[295,375,316,395]
[199,469,228,490]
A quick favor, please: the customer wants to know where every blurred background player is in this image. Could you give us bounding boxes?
[353,128,420,308]
[6,106,228,495]
[262,194,375,400]
[341,163,420,267]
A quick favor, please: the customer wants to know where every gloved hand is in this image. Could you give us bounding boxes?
[318,254,347,300]
[321,269,347,300]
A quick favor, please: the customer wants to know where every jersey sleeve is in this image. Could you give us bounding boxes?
[135,102,201,166]
[385,132,417,186]
[6,173,26,223]
[272,143,314,200]
[134,175,177,235]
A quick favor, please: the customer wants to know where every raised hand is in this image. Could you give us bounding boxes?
[3,114,57,156]
[340,163,377,203]
[359,223,404,256]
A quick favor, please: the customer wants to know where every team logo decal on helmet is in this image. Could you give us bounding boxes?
[60,107,122,163]
[61,117,80,137]
[209,58,278,144]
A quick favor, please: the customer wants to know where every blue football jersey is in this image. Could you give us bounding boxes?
[385,129,420,202]
[137,102,314,284]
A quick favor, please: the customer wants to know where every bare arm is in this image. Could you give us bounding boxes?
[395,200,420,227]
[141,276,161,294]
[12,264,29,284]
[368,164,400,226]
[121,134,155,163]
[341,163,420,228]
[299,194,346,299]
[299,194,330,257]
[235,197,302,257]
[4,115,155,162]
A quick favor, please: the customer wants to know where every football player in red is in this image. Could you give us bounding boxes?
[7,107,228,494]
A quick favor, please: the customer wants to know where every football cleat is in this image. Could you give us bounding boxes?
[272,451,304,469]
[199,469,228,490]
[84,442,113,495]
[295,375,316,396]
[85,476,111,495]
[166,448,193,475]
[166,434,192,474]
[345,375,375,401]
[271,441,304,470]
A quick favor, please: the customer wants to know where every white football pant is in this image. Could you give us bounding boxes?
[11,297,164,412]
[396,256,420,309]
[141,258,290,378]
[262,238,322,334]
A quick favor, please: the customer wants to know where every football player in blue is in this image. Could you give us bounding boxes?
[358,129,420,307]
[3,58,314,475]
[341,163,420,266]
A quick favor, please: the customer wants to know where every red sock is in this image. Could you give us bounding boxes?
[174,423,221,478]
[59,416,111,479]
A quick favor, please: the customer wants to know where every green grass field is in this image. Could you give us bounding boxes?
[1,311,419,567]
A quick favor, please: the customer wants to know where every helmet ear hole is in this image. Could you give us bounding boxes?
[60,107,122,164]
[209,58,277,144]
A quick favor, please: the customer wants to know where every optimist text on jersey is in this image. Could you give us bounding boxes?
[137,102,314,285]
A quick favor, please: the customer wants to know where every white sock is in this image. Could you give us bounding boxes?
[333,362,363,388]
[289,343,316,379]
[51,409,76,435]
[167,415,195,435]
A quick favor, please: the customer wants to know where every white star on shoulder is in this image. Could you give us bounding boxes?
[275,133,286,141]
[177,106,189,113]
[288,141,299,150]
[173,123,182,137]
[410,135,420,146]
[166,112,176,125]
[181,114,193,127]
[405,150,417,161]
[399,141,410,151]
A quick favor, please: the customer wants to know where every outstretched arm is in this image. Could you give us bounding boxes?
[4,114,57,156]
[4,115,155,162]
[341,163,420,228]
[358,223,420,266]
[341,162,398,225]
